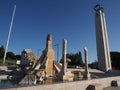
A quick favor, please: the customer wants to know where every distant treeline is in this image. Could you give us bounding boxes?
[1,45,120,70]
[0,45,21,60]
[110,52,120,70]
[89,52,120,70]
[66,52,84,67]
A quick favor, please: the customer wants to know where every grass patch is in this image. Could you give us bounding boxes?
[0,58,17,65]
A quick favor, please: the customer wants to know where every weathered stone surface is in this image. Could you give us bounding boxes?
[20,49,38,66]
[44,34,54,76]
[32,34,55,76]
[19,74,36,85]
[60,39,74,81]
[62,39,67,75]
[46,34,52,49]
[19,34,55,85]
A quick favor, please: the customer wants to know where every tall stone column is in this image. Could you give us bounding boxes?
[45,34,54,75]
[46,34,52,49]
[84,47,88,74]
[62,39,67,75]
[94,4,111,72]
[83,47,90,79]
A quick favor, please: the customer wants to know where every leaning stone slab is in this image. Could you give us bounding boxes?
[89,83,103,90]
[111,80,120,87]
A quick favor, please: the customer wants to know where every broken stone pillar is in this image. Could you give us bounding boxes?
[19,34,54,85]
[62,39,67,75]
[46,34,52,49]
[45,34,55,76]
[20,49,38,66]
[29,34,55,76]
[60,39,74,81]
[83,47,91,79]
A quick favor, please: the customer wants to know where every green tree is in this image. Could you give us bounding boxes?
[6,51,15,59]
[110,52,120,70]
[15,54,21,60]
[0,45,5,58]
[66,51,84,67]
[89,60,98,69]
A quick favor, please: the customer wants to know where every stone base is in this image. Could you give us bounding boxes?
[45,77,53,84]
[62,75,73,81]
[83,73,91,79]
[61,71,74,81]
[62,75,69,81]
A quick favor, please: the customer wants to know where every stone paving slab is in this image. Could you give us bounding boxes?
[104,86,120,90]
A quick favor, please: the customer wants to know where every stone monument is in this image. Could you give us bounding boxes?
[19,34,55,85]
[94,4,111,72]
[83,47,91,79]
[44,34,55,76]
[20,49,38,66]
[33,34,55,76]
[62,39,67,75]
[61,39,74,81]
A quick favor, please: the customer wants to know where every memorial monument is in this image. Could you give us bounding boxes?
[94,4,112,72]
[42,34,55,76]
[19,34,55,85]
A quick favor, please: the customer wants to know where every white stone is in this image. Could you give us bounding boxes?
[83,47,91,79]
[62,39,67,75]
[94,5,111,72]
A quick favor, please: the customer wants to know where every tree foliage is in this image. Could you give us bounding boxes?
[89,52,120,70]
[89,60,98,69]
[6,51,15,59]
[110,52,120,70]
[66,51,84,67]
[0,45,5,58]
[15,54,21,60]
[0,45,21,60]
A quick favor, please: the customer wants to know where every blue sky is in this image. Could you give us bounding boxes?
[0,0,120,63]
